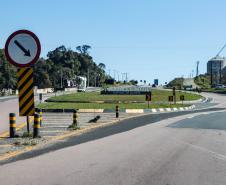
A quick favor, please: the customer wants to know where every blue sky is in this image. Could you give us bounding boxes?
[1,0,226,84]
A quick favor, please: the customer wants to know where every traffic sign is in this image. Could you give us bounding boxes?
[180,95,185,101]
[17,67,35,116]
[5,30,41,67]
[145,92,152,101]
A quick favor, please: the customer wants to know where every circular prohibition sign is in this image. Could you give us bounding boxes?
[5,29,41,68]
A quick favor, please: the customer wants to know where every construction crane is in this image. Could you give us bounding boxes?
[216,44,226,57]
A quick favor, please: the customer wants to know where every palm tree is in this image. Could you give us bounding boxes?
[98,63,106,70]
[76,46,82,53]
[82,45,91,54]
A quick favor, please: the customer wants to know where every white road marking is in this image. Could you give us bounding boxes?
[187,116,194,119]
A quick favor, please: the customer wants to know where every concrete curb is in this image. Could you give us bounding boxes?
[38,105,196,114]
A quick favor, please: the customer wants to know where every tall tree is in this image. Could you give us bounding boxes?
[98,63,106,70]
[0,49,17,92]
[76,45,91,55]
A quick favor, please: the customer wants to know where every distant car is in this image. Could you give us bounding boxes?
[215,84,226,89]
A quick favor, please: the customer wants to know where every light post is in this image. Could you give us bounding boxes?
[87,68,90,87]
[60,68,63,88]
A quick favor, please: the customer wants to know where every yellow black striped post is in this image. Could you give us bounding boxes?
[37,109,43,127]
[9,113,16,138]
[116,105,119,118]
[73,110,78,126]
[33,113,41,138]
[17,68,35,116]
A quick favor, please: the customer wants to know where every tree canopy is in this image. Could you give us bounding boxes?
[0,45,108,91]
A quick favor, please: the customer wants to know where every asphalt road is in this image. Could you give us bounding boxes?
[0,92,226,185]
[1,108,226,185]
[170,111,226,130]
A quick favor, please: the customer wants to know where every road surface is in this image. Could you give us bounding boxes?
[0,92,226,184]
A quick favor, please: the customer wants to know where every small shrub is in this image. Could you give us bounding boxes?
[88,115,101,123]
[68,124,80,130]
[22,132,32,138]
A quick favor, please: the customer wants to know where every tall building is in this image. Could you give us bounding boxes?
[207,56,226,85]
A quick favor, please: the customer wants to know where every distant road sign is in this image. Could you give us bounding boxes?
[180,95,185,101]
[5,30,41,67]
[145,92,152,101]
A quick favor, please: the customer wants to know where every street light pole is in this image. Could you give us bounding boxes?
[60,69,63,88]
[87,68,90,87]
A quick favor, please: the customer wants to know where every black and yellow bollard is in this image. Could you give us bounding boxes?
[9,113,16,138]
[33,113,41,138]
[116,105,119,118]
[73,109,79,126]
[38,109,43,127]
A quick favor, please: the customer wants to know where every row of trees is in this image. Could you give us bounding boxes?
[0,45,110,91]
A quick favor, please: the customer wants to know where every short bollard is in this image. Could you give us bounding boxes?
[38,109,43,127]
[33,113,41,138]
[9,113,16,138]
[73,110,79,126]
[116,105,119,118]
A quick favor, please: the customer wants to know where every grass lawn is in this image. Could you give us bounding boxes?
[37,102,189,109]
[202,88,226,93]
[47,89,202,103]
[37,89,201,109]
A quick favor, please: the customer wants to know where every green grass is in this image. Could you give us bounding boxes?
[202,88,226,93]
[47,90,202,103]
[37,89,201,110]
[37,102,190,109]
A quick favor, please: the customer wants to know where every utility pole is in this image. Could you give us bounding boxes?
[220,61,222,84]
[108,69,111,78]
[121,73,124,82]
[113,70,116,81]
[60,68,63,88]
[94,72,96,87]
[87,68,90,87]
[122,73,128,82]
[116,71,120,82]
[196,61,199,77]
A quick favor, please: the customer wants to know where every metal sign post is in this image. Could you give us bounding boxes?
[173,87,176,104]
[145,92,152,109]
[39,93,43,103]
[5,29,41,134]
[180,95,185,105]
[168,96,173,106]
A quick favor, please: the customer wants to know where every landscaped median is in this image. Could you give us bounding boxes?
[37,89,202,111]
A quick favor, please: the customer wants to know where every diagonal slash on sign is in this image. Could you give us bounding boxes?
[14,40,31,57]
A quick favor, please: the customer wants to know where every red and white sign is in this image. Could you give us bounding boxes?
[5,30,41,67]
